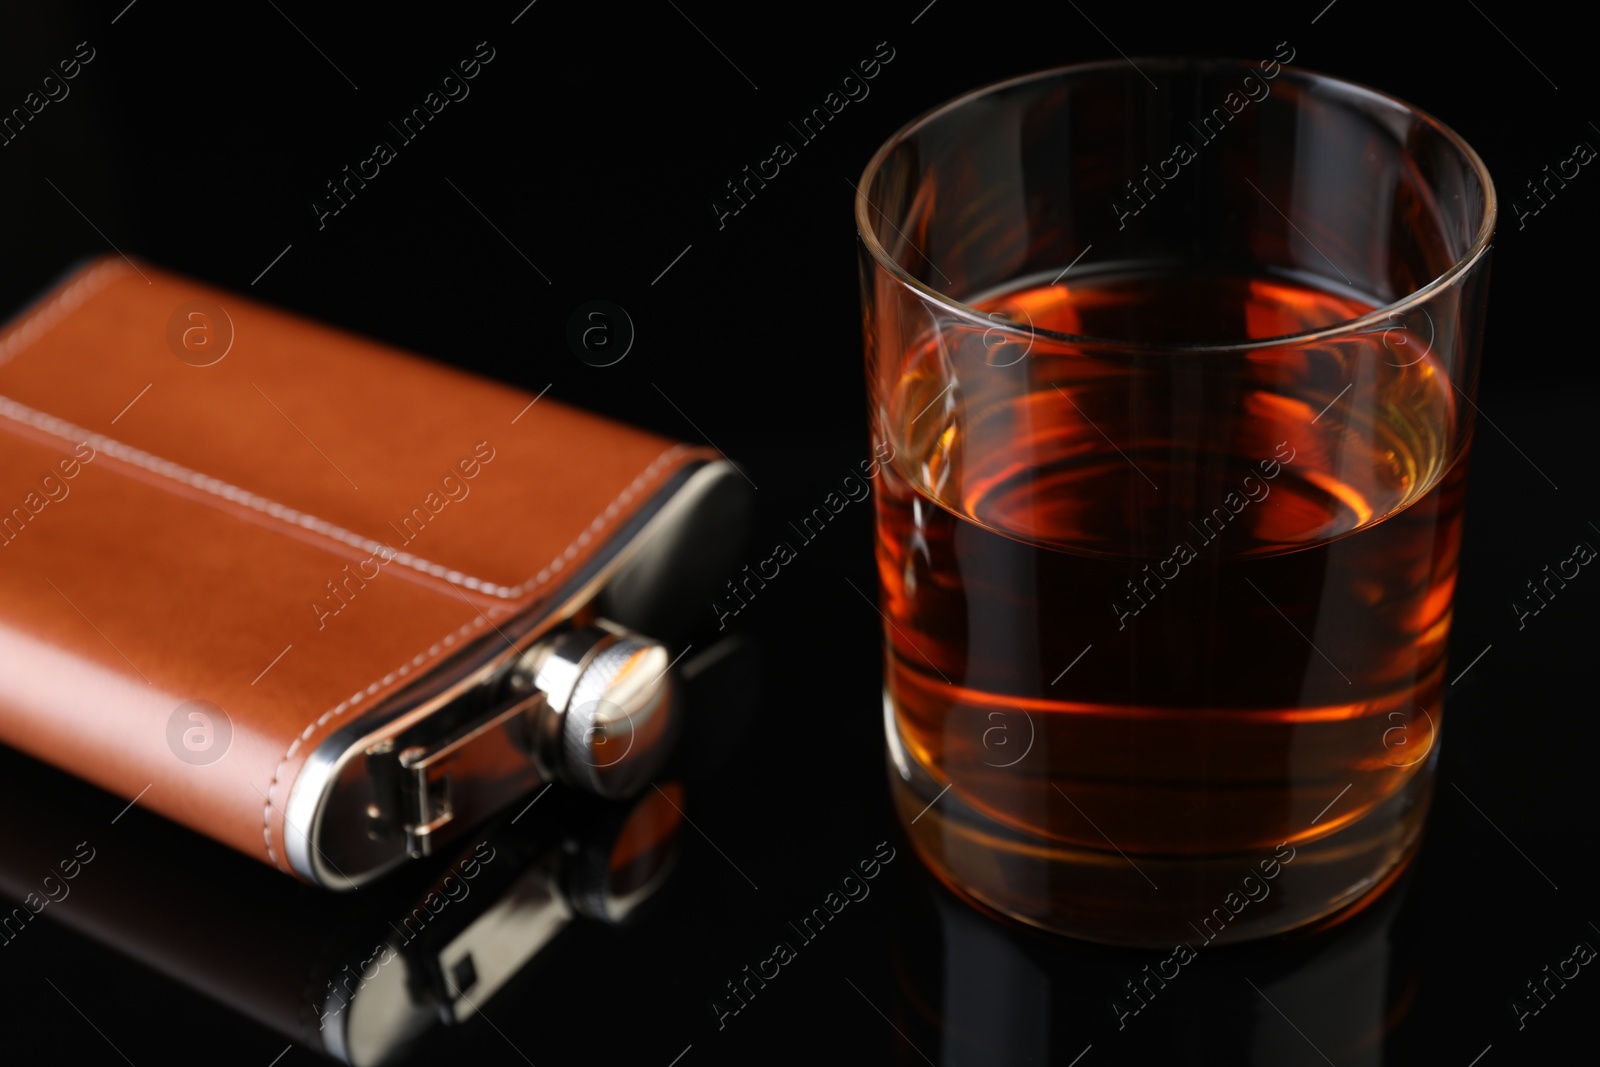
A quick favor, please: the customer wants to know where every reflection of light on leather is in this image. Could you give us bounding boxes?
[0,624,179,775]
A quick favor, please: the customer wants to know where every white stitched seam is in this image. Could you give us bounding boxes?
[0,393,687,600]
[259,614,487,872]
[0,258,130,370]
[259,441,690,872]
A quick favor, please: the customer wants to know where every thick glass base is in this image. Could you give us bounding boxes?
[886,693,1433,948]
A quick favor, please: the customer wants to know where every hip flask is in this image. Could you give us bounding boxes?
[0,257,746,888]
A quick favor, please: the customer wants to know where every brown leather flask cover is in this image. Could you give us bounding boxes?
[0,257,717,885]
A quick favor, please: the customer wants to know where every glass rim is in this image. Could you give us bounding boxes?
[854,57,1498,354]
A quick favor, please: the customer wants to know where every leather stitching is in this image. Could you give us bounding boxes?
[0,258,129,369]
[0,394,686,600]
[261,613,489,872]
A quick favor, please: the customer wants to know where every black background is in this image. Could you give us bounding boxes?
[0,1,1594,1064]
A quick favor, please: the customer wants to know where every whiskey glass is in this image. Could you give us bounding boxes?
[855,58,1495,945]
